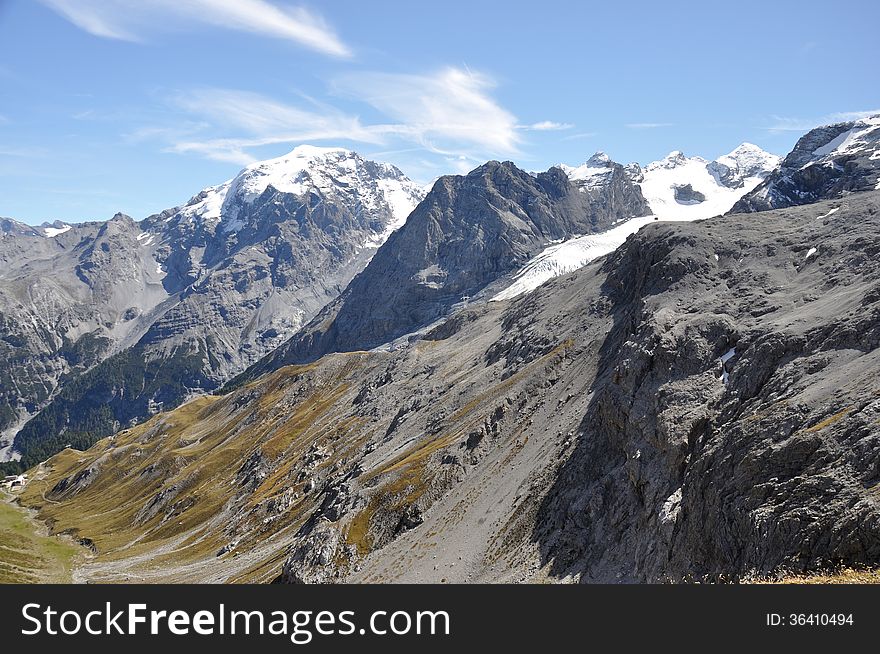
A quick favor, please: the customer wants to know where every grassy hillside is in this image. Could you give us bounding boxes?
[0,490,83,583]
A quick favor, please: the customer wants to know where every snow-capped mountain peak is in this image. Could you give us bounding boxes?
[810,114,880,159]
[732,115,880,212]
[648,150,697,171]
[721,141,779,167]
[177,182,231,224]
[559,151,617,188]
[710,143,781,188]
[585,151,612,166]
[175,146,426,238]
[639,144,778,219]
[225,145,356,208]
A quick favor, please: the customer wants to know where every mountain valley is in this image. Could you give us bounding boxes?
[4,115,880,585]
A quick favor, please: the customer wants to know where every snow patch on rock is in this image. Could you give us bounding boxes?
[42,224,71,238]
[493,215,661,301]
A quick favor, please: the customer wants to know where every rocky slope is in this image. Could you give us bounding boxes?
[733,115,880,212]
[235,159,650,383]
[1,147,425,470]
[559,151,652,216]
[19,191,880,583]
[0,214,170,463]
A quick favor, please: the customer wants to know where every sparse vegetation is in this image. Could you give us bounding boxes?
[12,343,212,470]
[805,408,854,433]
[750,568,880,584]
[0,490,83,583]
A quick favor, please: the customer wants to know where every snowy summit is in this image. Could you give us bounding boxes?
[495,143,781,300]
[176,145,426,239]
[638,143,780,220]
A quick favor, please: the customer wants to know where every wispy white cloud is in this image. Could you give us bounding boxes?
[40,0,140,40]
[163,88,386,164]
[561,131,598,141]
[764,116,821,133]
[39,0,350,57]
[519,120,573,132]
[625,122,673,129]
[0,146,49,158]
[172,89,379,140]
[445,155,482,174]
[121,122,210,146]
[832,110,880,121]
[151,67,523,166]
[764,110,880,133]
[333,68,522,157]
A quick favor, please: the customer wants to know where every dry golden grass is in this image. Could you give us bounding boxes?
[750,568,880,584]
[17,365,367,578]
[15,334,577,582]
[804,408,854,433]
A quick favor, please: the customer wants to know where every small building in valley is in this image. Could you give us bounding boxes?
[2,474,26,489]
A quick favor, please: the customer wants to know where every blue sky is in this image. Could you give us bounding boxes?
[1,0,878,224]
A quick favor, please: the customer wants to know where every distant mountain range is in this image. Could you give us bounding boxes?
[0,146,424,467]
[12,112,880,583]
[3,116,880,530]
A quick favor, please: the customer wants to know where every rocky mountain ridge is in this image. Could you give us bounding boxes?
[19,191,880,583]
[733,115,880,212]
[484,144,782,302]
[0,147,425,469]
[233,157,650,383]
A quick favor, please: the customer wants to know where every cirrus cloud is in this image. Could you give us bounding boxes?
[332,68,522,157]
[155,67,525,166]
[39,0,351,57]
[764,110,880,133]
[519,120,574,131]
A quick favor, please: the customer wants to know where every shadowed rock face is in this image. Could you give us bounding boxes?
[22,191,880,584]
[0,213,162,464]
[236,160,649,383]
[732,116,880,212]
[535,193,880,581]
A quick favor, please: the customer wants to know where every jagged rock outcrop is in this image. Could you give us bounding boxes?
[0,213,167,464]
[732,115,880,212]
[559,152,652,218]
[536,193,880,581]
[672,183,706,204]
